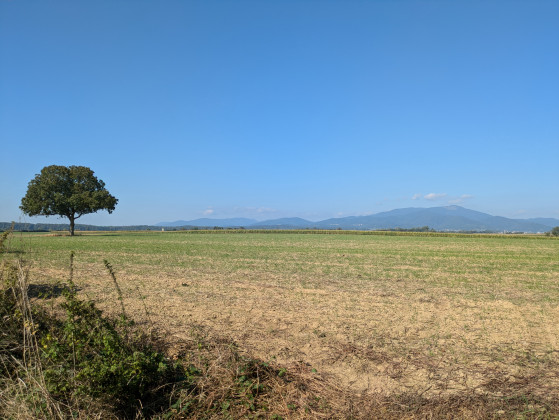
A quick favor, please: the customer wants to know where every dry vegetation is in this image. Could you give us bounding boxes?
[4,230,559,418]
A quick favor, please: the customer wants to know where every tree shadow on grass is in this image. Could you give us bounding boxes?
[1,249,24,255]
[27,283,81,299]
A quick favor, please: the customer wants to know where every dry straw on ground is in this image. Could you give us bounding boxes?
[11,231,559,418]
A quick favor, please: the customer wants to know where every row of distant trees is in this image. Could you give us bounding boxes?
[0,222,158,233]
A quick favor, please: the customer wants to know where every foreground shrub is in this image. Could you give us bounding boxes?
[40,292,192,415]
[0,246,197,418]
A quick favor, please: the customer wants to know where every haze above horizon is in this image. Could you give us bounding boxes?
[1,1,557,226]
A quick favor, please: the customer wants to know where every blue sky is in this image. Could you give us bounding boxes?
[1,0,558,225]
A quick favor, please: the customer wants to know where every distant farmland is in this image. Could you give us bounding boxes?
[11,231,559,417]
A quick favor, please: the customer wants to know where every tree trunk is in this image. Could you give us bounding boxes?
[69,215,75,236]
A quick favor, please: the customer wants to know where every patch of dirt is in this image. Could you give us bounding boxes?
[40,261,558,405]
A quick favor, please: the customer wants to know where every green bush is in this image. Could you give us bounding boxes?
[41,293,174,407]
[0,223,14,251]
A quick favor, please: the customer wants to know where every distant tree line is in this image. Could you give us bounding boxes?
[3,222,557,236]
[379,226,435,233]
[0,222,158,232]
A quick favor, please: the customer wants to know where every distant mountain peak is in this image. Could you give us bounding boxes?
[155,207,558,232]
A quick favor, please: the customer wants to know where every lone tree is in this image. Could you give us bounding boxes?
[551,226,559,237]
[20,165,118,236]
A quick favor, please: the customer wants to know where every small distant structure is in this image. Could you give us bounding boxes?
[161,228,165,232]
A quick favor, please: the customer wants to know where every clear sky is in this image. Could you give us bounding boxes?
[1,0,558,225]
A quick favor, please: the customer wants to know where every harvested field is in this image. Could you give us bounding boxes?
[9,231,559,417]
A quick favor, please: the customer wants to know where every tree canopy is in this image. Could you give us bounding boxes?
[20,165,118,236]
[551,226,559,237]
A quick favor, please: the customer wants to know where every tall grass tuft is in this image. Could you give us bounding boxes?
[103,259,127,322]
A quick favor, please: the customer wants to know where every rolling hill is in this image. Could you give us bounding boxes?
[156,206,558,232]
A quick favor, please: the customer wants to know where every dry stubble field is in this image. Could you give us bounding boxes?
[11,230,559,416]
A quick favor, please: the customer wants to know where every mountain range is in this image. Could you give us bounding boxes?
[157,206,559,233]
[157,218,257,227]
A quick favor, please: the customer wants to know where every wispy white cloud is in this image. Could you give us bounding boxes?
[413,192,473,204]
[424,193,447,201]
[232,206,277,216]
[448,194,474,204]
[202,208,214,216]
[411,193,448,201]
[256,207,275,214]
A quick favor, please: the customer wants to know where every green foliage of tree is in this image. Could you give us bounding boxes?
[551,226,559,237]
[20,165,118,236]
